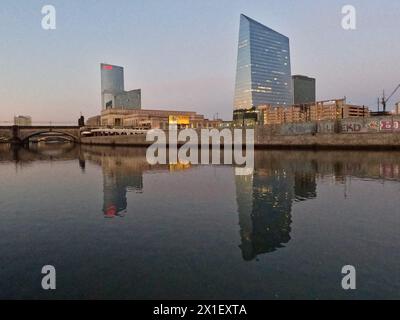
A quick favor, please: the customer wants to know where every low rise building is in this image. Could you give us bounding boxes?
[395,102,400,115]
[219,121,233,129]
[89,108,221,129]
[233,108,259,127]
[258,105,304,125]
[86,115,101,126]
[14,115,32,126]
[257,98,369,125]
[342,104,369,118]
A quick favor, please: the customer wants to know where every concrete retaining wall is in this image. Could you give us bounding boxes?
[255,132,400,149]
[81,134,150,147]
[258,116,400,136]
[81,130,400,150]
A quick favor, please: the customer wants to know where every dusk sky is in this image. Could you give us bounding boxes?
[1,0,400,123]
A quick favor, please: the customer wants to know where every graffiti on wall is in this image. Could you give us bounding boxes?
[280,123,317,135]
[341,118,400,133]
[367,120,379,131]
[264,117,400,135]
[317,122,335,134]
[380,120,400,131]
[341,122,363,132]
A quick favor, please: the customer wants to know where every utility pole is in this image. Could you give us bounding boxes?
[379,84,400,113]
[382,90,386,112]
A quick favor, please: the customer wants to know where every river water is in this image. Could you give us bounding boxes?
[0,143,399,299]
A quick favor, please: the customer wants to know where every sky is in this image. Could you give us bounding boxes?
[1,0,400,123]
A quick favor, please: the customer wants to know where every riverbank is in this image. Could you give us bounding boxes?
[80,131,400,150]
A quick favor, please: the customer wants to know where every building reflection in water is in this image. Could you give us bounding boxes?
[102,169,143,218]
[234,151,400,261]
[81,146,193,218]
[235,153,317,261]
[83,147,150,218]
[66,147,400,258]
[294,172,317,201]
[3,144,399,259]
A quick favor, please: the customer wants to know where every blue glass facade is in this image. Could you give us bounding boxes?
[101,63,141,110]
[234,15,293,110]
[101,63,125,110]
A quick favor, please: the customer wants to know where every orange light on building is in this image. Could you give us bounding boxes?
[168,115,190,125]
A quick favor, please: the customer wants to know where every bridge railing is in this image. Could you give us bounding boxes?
[0,121,79,127]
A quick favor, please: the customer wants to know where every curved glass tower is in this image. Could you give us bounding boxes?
[101,63,124,110]
[101,63,141,110]
[234,15,293,110]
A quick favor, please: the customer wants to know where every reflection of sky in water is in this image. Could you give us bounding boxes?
[0,144,399,299]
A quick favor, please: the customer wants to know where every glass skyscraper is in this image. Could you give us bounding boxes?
[101,63,125,110]
[234,14,293,110]
[101,63,141,110]
[292,75,316,105]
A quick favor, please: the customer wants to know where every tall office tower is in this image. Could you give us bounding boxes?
[292,75,316,105]
[101,63,124,110]
[234,14,293,110]
[101,63,141,110]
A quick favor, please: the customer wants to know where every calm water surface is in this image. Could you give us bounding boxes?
[0,143,399,299]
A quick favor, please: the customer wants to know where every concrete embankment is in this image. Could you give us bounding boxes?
[255,132,400,149]
[80,131,400,150]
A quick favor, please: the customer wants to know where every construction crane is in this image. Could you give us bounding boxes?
[380,84,400,112]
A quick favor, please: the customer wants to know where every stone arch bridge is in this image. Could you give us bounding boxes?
[0,126,81,144]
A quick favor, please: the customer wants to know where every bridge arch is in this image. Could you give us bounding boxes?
[0,126,81,144]
[20,130,79,143]
[0,128,12,141]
